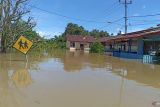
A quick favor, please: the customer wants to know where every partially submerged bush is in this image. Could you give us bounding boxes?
[90,42,104,53]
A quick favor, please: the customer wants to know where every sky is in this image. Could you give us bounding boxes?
[26,0,160,38]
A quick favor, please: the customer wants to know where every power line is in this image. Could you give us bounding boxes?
[104,4,122,19]
[129,19,160,24]
[104,1,121,16]
[129,19,160,22]
[99,17,124,29]
[95,1,120,17]
[29,5,108,23]
[95,2,121,20]
[128,13,160,18]
[129,22,160,26]
[104,1,120,12]
[127,13,160,27]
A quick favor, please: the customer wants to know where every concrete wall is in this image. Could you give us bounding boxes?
[84,43,90,49]
[66,41,81,49]
[66,41,90,50]
[104,39,144,59]
[66,41,70,49]
[75,42,80,50]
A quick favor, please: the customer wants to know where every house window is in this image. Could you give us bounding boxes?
[70,42,75,47]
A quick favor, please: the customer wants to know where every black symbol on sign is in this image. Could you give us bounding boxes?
[18,39,28,49]
[24,41,28,49]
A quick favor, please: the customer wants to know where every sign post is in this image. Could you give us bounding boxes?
[13,35,33,61]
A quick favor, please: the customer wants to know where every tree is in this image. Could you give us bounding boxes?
[63,23,110,38]
[90,41,104,53]
[110,33,114,36]
[0,0,30,52]
[90,29,99,38]
[90,29,109,38]
[43,35,66,50]
[117,30,122,35]
[64,23,89,36]
[99,30,109,37]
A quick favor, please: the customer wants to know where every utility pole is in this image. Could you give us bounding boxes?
[119,0,132,35]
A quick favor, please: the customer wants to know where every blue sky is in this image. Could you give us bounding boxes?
[27,0,160,38]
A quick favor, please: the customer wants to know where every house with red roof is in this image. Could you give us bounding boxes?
[65,35,95,51]
[65,27,160,61]
[103,26,160,59]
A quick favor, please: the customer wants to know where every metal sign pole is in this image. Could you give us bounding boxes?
[25,54,28,68]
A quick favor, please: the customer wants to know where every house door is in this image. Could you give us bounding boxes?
[80,44,84,50]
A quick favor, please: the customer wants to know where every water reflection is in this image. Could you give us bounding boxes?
[3,49,159,90]
[63,51,107,71]
[0,51,50,107]
[11,55,32,87]
[12,69,32,87]
[0,51,47,88]
[0,50,160,107]
[48,50,160,89]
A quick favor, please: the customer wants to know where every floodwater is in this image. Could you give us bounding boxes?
[0,50,160,107]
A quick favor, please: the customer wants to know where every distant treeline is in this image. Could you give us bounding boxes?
[63,23,110,38]
[43,23,111,50]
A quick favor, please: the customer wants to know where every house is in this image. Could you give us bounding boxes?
[65,27,160,61]
[103,27,160,60]
[65,35,95,51]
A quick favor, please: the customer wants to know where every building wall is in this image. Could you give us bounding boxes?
[84,43,90,49]
[66,41,70,49]
[104,39,144,59]
[131,40,138,52]
[137,39,144,55]
[75,42,80,50]
[66,41,90,50]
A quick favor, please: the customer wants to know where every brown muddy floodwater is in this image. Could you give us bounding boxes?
[0,50,160,107]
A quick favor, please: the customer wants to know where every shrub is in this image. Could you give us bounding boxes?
[90,42,104,53]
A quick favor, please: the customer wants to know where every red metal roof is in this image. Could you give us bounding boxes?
[65,27,160,43]
[100,37,112,42]
[66,35,95,43]
[107,27,160,42]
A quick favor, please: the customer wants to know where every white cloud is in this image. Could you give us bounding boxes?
[116,28,124,35]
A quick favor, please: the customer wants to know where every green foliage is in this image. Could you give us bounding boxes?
[117,30,122,35]
[34,35,66,50]
[90,29,109,38]
[90,41,104,53]
[24,30,41,42]
[64,23,89,35]
[0,0,31,52]
[64,23,109,38]
[35,23,110,50]
[46,35,66,49]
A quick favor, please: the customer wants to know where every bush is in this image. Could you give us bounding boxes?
[90,42,104,53]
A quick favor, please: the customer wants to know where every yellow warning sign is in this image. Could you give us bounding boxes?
[13,35,33,54]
